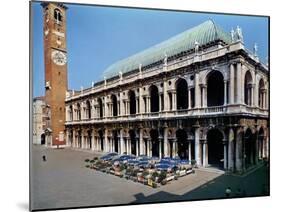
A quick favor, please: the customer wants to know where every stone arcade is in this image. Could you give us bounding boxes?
[64,20,269,172]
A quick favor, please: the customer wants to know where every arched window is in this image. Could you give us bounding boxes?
[54,9,62,23]
[258,79,265,108]
[128,90,136,115]
[176,78,188,110]
[244,71,253,106]
[111,94,118,117]
[207,71,224,106]
[150,85,159,112]
[98,98,103,118]
[86,100,91,119]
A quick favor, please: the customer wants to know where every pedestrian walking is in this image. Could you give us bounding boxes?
[42,155,47,162]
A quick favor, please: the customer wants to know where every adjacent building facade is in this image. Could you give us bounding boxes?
[32,96,47,145]
[64,20,269,172]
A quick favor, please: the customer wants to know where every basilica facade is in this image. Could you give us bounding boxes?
[64,20,269,172]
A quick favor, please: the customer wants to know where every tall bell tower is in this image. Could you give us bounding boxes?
[41,2,68,147]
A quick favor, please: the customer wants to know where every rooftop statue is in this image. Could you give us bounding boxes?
[236,25,243,42]
[254,43,258,57]
[194,41,199,55]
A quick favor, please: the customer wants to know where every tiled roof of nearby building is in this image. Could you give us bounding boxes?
[103,20,231,79]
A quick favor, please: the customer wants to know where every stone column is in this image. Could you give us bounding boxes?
[201,85,206,107]
[72,130,76,148]
[195,71,201,108]
[228,129,234,171]
[235,129,243,171]
[139,87,144,114]
[236,62,242,104]
[172,91,177,111]
[104,129,108,152]
[251,85,255,106]
[164,128,169,157]
[229,63,234,104]
[147,139,152,157]
[163,80,168,111]
[81,131,85,149]
[224,80,228,105]
[202,140,208,167]
[65,130,69,147]
[147,96,151,113]
[194,126,201,166]
[159,94,162,112]
[136,138,139,156]
[159,138,162,158]
[188,140,192,163]
[127,100,130,115]
[172,139,176,158]
[136,97,139,114]
[120,130,125,154]
[91,131,95,151]
[188,88,192,109]
[223,139,228,170]
[263,91,266,109]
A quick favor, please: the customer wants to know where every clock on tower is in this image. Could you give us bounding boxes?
[41,2,68,147]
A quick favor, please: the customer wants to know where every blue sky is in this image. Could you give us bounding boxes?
[32,2,269,97]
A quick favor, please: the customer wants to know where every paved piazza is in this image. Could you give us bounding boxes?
[31,145,269,210]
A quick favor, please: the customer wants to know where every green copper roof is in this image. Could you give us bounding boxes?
[103,20,231,79]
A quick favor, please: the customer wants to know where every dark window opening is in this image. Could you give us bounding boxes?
[207,71,224,106]
[176,78,188,110]
[128,90,136,115]
[150,85,159,112]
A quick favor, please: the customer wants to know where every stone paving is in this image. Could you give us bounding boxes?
[30,145,269,210]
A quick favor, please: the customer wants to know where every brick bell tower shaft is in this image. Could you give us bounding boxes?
[41,2,68,147]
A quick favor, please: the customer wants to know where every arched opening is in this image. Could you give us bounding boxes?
[258,79,265,108]
[86,100,91,119]
[77,103,81,120]
[176,129,188,159]
[113,131,118,153]
[150,129,159,157]
[207,71,224,107]
[98,130,104,151]
[207,128,224,168]
[69,105,73,121]
[128,90,136,115]
[129,130,136,155]
[111,94,118,116]
[150,85,159,112]
[244,128,256,168]
[41,133,46,145]
[176,78,188,110]
[258,128,264,160]
[244,71,253,106]
[98,98,103,118]
[54,9,62,22]
[87,130,92,149]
